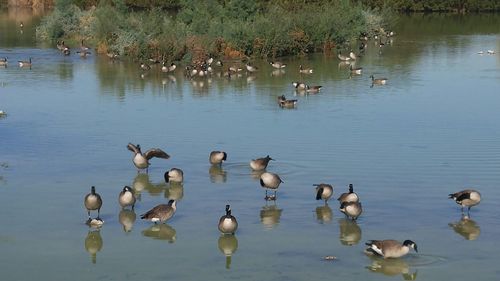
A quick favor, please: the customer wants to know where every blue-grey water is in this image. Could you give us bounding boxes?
[1,10,500,280]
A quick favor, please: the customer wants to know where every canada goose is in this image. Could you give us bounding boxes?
[337,183,359,204]
[76,50,91,58]
[349,65,363,75]
[229,65,243,73]
[260,172,283,200]
[56,40,65,51]
[80,39,90,51]
[245,63,258,73]
[487,50,495,54]
[218,205,238,234]
[349,51,357,60]
[140,199,177,224]
[449,189,481,213]
[250,155,274,171]
[314,183,334,203]
[292,81,307,90]
[18,57,32,68]
[305,84,322,93]
[206,57,214,65]
[0,57,7,66]
[365,240,418,259]
[270,61,286,69]
[106,52,119,59]
[164,168,184,183]
[209,151,227,165]
[140,62,151,71]
[127,143,170,173]
[84,186,102,219]
[119,209,136,232]
[370,75,388,86]
[62,47,71,56]
[162,62,177,72]
[299,65,313,74]
[118,185,136,209]
[338,52,351,61]
[340,201,363,220]
[277,95,298,108]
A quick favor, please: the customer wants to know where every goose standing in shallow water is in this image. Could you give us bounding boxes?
[118,186,136,209]
[127,143,170,173]
[250,155,274,171]
[209,151,227,165]
[340,201,362,220]
[314,183,333,203]
[337,184,359,204]
[245,63,258,73]
[164,168,184,183]
[260,172,283,200]
[218,205,238,234]
[141,200,177,224]
[449,189,481,214]
[0,57,7,67]
[365,240,418,259]
[84,186,103,219]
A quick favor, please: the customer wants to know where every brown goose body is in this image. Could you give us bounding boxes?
[210,151,227,165]
[365,240,418,259]
[340,201,363,220]
[250,155,274,171]
[127,143,170,172]
[314,183,334,202]
[449,189,481,212]
[218,205,238,234]
[118,185,136,209]
[337,184,359,204]
[164,168,184,183]
[141,200,177,223]
[84,186,102,219]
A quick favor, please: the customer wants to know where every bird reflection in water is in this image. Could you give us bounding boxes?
[132,173,167,198]
[164,182,184,201]
[366,256,417,280]
[449,214,480,240]
[142,224,176,243]
[119,209,136,233]
[315,204,333,224]
[260,202,283,229]
[84,229,103,264]
[209,164,227,183]
[218,234,238,269]
[338,218,362,246]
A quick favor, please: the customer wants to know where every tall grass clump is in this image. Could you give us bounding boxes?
[37,0,389,60]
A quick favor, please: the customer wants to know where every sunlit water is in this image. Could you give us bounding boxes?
[1,10,500,281]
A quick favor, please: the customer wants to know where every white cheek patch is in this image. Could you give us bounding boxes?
[371,245,384,256]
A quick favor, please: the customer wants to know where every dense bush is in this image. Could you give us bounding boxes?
[36,0,390,61]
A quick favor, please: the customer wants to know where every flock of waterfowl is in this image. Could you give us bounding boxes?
[83,140,482,260]
[1,23,489,266]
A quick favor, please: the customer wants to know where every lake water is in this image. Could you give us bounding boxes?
[1,10,500,281]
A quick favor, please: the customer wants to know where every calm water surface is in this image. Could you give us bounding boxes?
[1,11,500,281]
